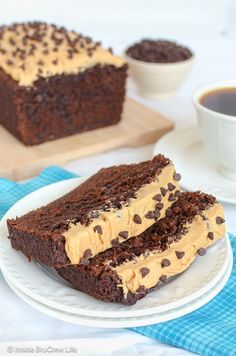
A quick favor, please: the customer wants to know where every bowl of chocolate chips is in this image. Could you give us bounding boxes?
[124,39,194,98]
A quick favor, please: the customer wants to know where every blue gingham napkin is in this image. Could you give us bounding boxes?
[0,167,235,356]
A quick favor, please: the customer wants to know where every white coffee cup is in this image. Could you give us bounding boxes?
[193,80,236,181]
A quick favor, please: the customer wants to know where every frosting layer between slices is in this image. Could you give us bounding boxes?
[113,202,226,297]
[64,164,180,264]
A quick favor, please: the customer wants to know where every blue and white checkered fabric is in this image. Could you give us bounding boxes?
[0,166,235,356]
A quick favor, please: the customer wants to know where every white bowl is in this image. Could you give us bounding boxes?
[124,53,194,99]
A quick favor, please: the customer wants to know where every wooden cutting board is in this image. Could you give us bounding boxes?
[0,98,173,181]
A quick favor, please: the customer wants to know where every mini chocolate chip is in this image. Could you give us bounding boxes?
[133,214,142,224]
[160,187,168,196]
[165,208,172,217]
[52,59,58,65]
[6,59,13,65]
[137,285,146,295]
[140,267,150,278]
[162,258,171,267]
[168,193,176,202]
[153,194,162,202]
[83,249,92,259]
[159,275,168,283]
[155,203,164,210]
[111,238,119,247]
[118,231,128,239]
[216,217,225,225]
[175,251,185,259]
[197,248,206,256]
[173,173,181,181]
[154,210,161,220]
[80,258,90,266]
[145,211,155,219]
[207,232,214,240]
[93,225,102,234]
[168,183,176,191]
[174,190,181,198]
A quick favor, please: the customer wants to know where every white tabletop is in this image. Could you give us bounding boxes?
[0,34,236,355]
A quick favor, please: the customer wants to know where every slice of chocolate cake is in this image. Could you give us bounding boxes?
[8,155,181,267]
[56,192,226,305]
[0,22,127,145]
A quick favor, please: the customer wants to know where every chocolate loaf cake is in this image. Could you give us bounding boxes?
[56,192,226,305]
[0,22,127,145]
[8,155,181,267]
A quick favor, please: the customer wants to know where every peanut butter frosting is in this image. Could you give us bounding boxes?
[64,164,180,264]
[113,203,226,297]
[0,22,125,86]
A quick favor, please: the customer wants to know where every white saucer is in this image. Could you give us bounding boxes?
[153,127,236,204]
[2,254,232,328]
[0,178,231,318]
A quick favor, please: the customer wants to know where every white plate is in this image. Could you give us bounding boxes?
[2,254,233,328]
[153,127,236,204]
[0,178,231,318]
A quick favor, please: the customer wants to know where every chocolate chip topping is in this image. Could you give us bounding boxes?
[145,211,155,219]
[174,190,181,198]
[118,231,129,239]
[140,267,150,278]
[155,203,164,211]
[154,210,161,220]
[80,258,90,266]
[133,214,142,224]
[137,285,146,295]
[160,187,168,197]
[111,237,119,247]
[216,216,225,225]
[162,258,171,267]
[173,173,181,181]
[168,183,176,191]
[197,248,206,256]
[93,225,102,234]
[126,39,192,63]
[207,232,214,240]
[83,249,92,259]
[175,251,185,259]
[153,194,162,202]
[159,275,168,283]
[168,193,176,202]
